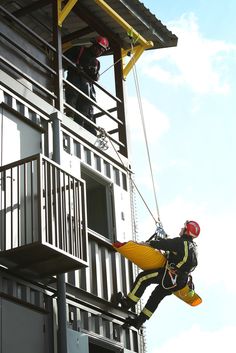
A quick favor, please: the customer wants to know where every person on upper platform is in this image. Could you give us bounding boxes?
[64,36,109,134]
[113,220,200,329]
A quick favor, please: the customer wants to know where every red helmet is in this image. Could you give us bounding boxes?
[185,221,200,238]
[95,36,109,50]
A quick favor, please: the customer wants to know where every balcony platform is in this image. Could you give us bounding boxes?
[0,242,87,278]
[0,154,88,278]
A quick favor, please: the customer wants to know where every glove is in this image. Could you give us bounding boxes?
[149,239,161,248]
[84,58,99,80]
[152,236,162,242]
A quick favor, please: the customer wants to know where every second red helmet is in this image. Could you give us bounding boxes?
[185,221,200,238]
[95,36,109,50]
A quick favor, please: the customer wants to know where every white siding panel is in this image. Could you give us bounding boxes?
[1,108,41,165]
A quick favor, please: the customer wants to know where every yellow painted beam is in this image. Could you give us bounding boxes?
[95,0,154,79]
[58,0,78,27]
[95,0,152,48]
[122,45,145,80]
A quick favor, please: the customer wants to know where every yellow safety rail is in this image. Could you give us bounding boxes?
[57,0,78,27]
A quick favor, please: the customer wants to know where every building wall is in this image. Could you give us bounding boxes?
[0,5,143,353]
[0,100,42,165]
[0,16,51,93]
[0,78,141,353]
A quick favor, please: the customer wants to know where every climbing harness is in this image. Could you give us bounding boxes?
[161,263,178,290]
[146,223,177,290]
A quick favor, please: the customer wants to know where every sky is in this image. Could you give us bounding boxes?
[59,2,234,351]
[45,1,234,350]
[119,1,236,353]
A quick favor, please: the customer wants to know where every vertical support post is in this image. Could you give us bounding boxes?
[52,0,64,113]
[51,109,67,353]
[51,10,67,351]
[57,273,68,353]
[0,89,4,167]
[113,47,128,158]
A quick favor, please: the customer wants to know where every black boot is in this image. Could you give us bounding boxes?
[123,314,146,330]
[111,292,132,310]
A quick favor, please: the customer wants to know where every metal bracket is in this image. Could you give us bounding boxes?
[95,0,154,79]
[122,44,146,80]
[57,0,78,27]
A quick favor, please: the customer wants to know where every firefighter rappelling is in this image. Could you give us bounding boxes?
[112,221,201,329]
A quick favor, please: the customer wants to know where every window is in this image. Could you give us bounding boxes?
[81,168,115,240]
[122,172,127,191]
[84,147,92,165]
[73,140,81,158]
[94,154,101,172]
[16,101,24,115]
[28,109,41,125]
[104,160,111,178]
[63,133,70,153]
[4,92,12,106]
[89,343,120,353]
[113,167,120,186]
[16,283,27,301]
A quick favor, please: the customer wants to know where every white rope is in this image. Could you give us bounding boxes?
[99,57,123,77]
[98,129,158,224]
[130,41,161,223]
[96,37,163,227]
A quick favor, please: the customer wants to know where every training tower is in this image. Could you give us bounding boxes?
[0,1,177,352]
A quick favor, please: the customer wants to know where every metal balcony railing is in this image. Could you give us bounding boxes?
[0,5,127,155]
[0,154,88,277]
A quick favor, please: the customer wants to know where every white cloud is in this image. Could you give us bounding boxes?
[141,12,236,94]
[126,96,170,143]
[150,325,236,353]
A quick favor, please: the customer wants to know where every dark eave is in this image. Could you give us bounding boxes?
[1,0,177,51]
[76,0,178,50]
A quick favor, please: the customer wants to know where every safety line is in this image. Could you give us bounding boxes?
[99,56,123,77]
[130,41,161,223]
[96,36,162,226]
[104,131,158,225]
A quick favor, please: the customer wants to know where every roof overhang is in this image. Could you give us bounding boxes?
[3,0,178,78]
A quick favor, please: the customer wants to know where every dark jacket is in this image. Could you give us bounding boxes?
[64,46,100,81]
[149,235,198,274]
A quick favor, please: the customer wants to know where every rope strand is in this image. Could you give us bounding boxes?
[99,57,123,76]
[99,130,159,224]
[130,41,161,222]
[96,35,162,228]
